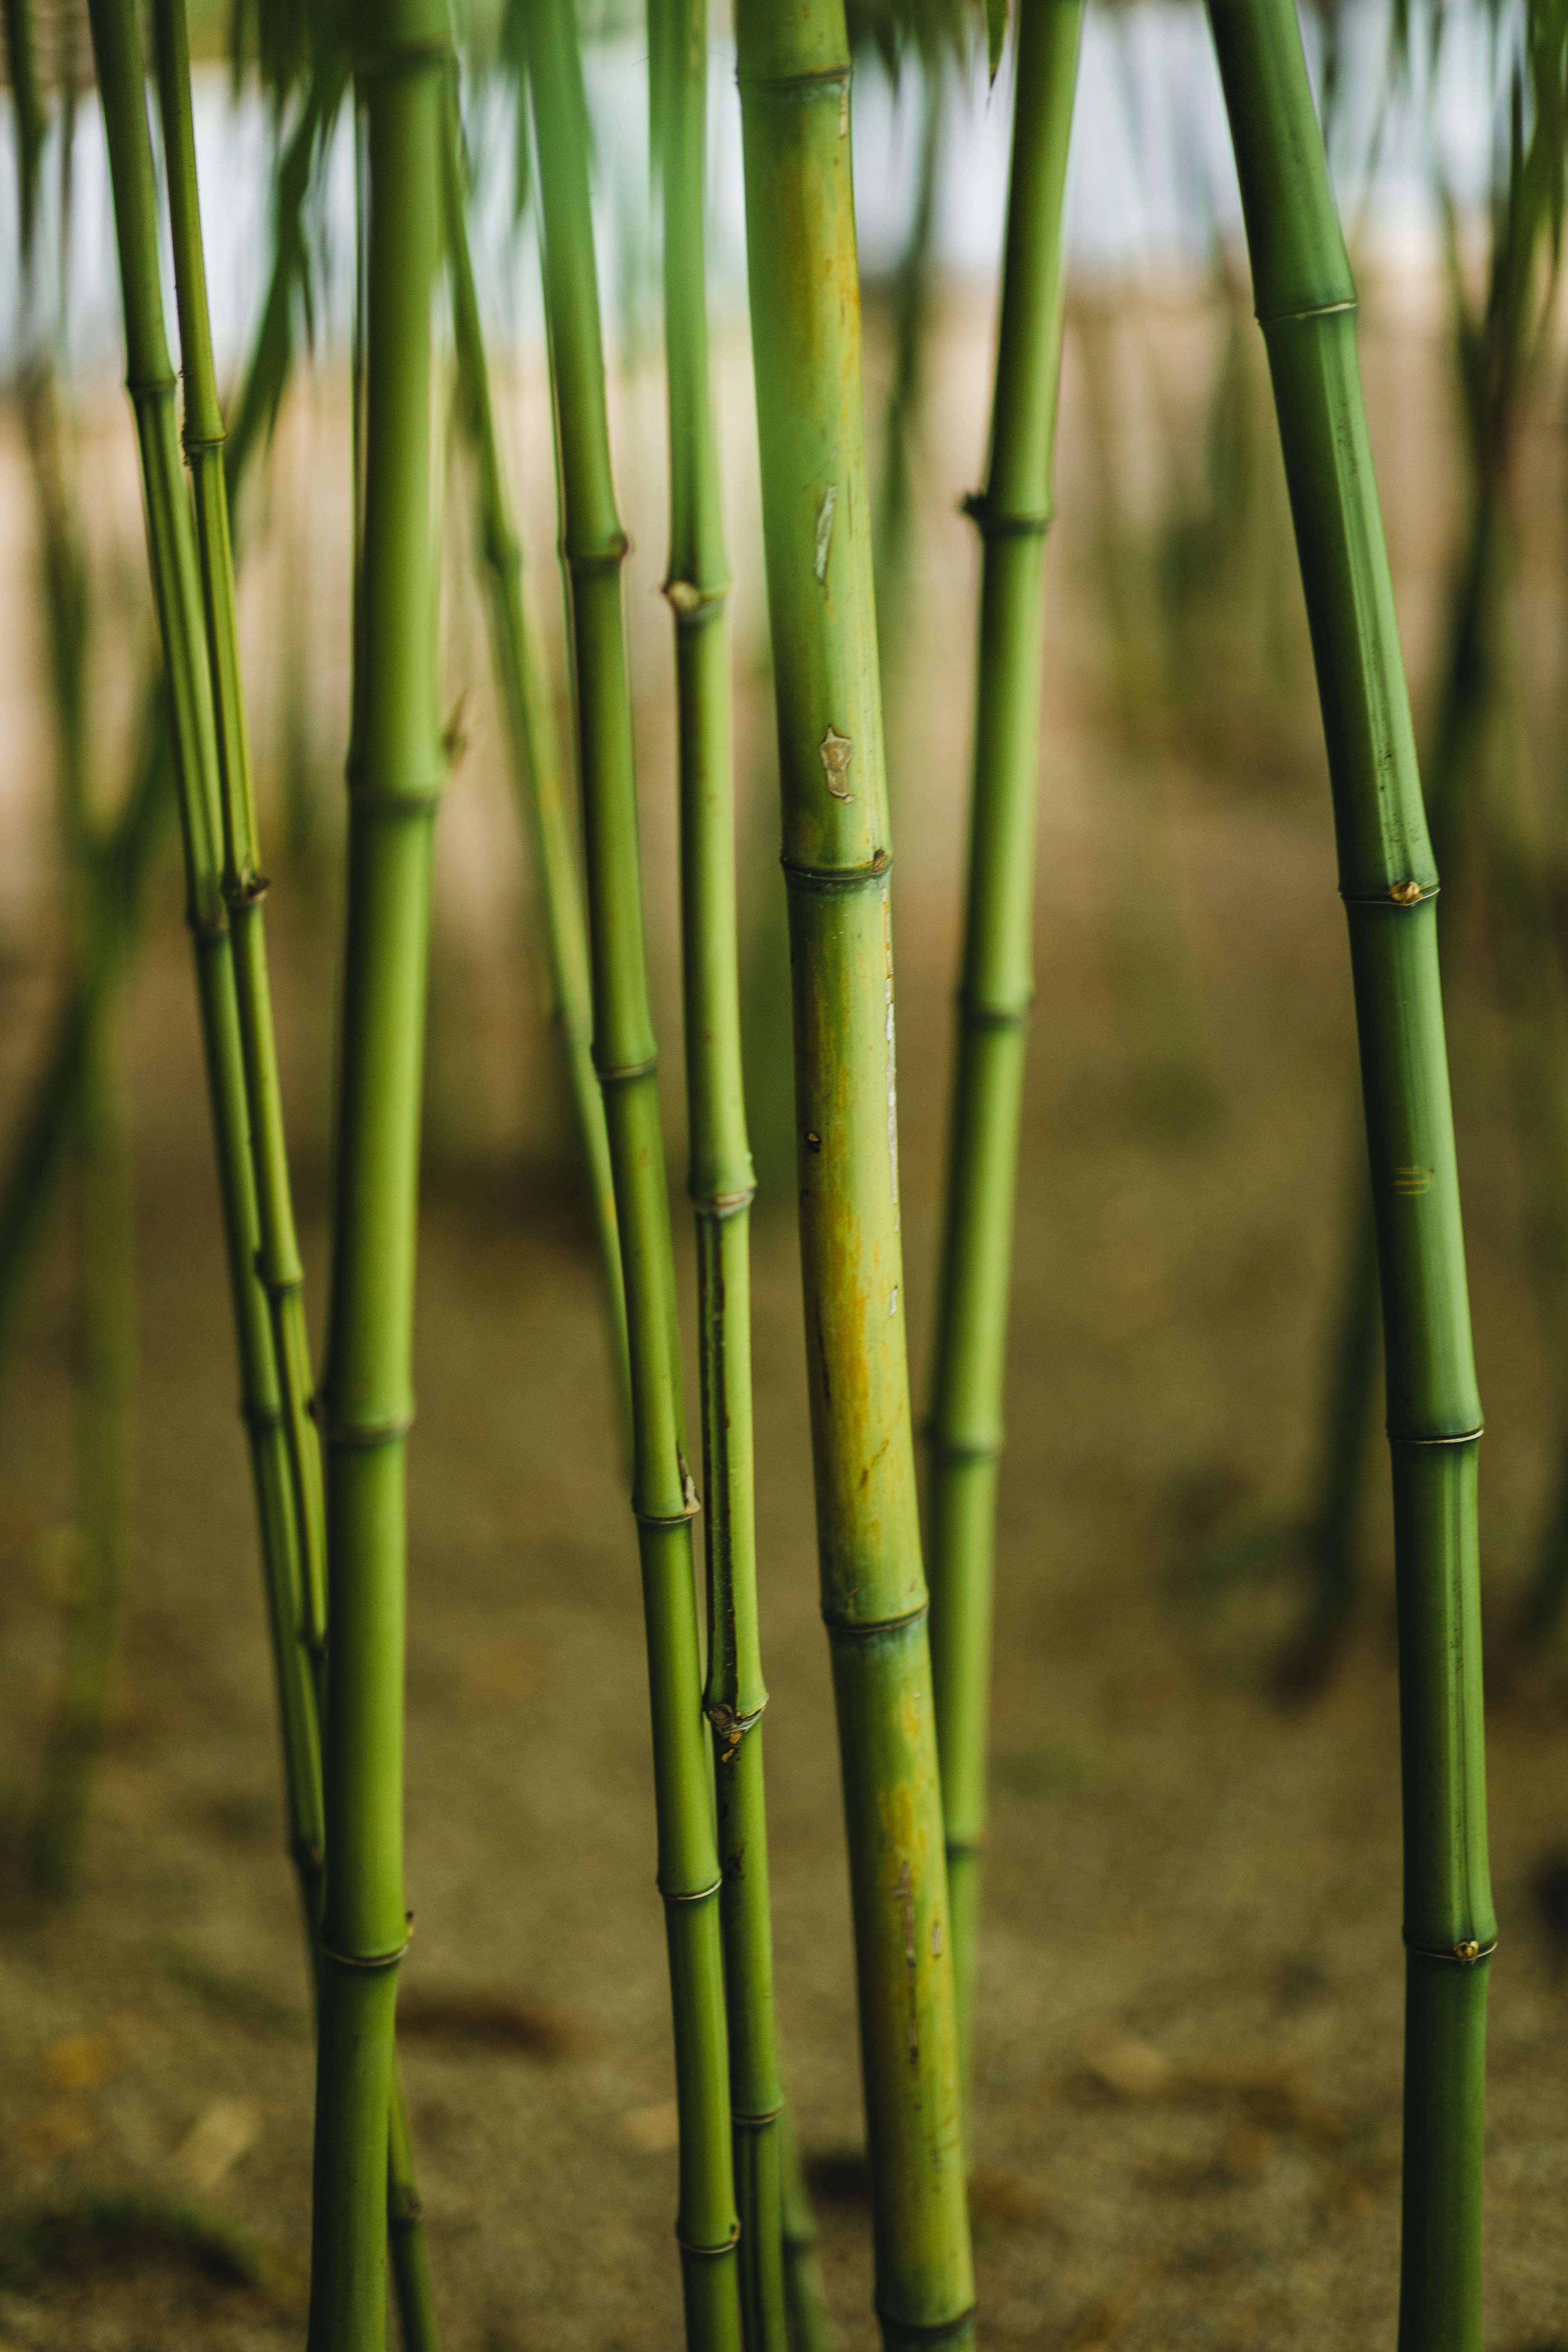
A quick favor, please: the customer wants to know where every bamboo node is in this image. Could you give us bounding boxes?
[958,992,1033,1031]
[1386,1423,1484,1447]
[961,491,1051,539]
[316,1409,415,1451]
[662,578,730,624]
[181,428,227,456]
[125,372,178,404]
[565,534,631,575]
[354,35,454,82]
[732,2104,786,2129]
[690,1184,757,1220]
[675,2223,741,2257]
[705,1699,766,1760]
[821,1600,930,1638]
[320,1933,410,1972]
[925,1430,1003,1465]
[223,873,271,909]
[875,2305,979,2348]
[660,1875,723,1906]
[239,1400,285,1432]
[633,1497,701,1529]
[1404,1934,1497,1966]
[1339,879,1438,908]
[595,1052,659,1089]
[781,850,892,895]
[1255,294,1357,328]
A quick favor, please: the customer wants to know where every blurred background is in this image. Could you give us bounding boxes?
[3,2,1568,2344]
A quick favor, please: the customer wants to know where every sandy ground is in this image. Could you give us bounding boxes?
[0,279,1567,2350]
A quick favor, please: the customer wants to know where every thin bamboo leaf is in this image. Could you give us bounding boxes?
[1206,9,1493,2347]
[524,3,742,2342]
[735,6,975,2344]
[926,0,1082,2144]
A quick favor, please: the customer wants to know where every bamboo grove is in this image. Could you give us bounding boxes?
[2,0,1564,2346]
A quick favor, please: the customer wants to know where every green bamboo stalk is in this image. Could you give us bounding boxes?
[19,368,138,1904]
[29,1008,135,1902]
[525,5,741,2343]
[735,9,974,2346]
[146,19,438,2340]
[649,6,789,2347]
[925,0,1081,2141]
[306,5,447,2343]
[0,63,334,1396]
[80,0,328,1957]
[1207,8,1493,2347]
[779,2110,834,2352]
[441,96,631,1437]
[151,0,327,1697]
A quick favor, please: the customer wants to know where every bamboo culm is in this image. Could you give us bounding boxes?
[736,7,974,2344]
[20,371,137,1902]
[526,3,741,2342]
[1207,9,1493,2348]
[925,0,1083,2139]
[307,3,447,2343]
[145,14,438,2342]
[650,2,790,2345]
[441,96,631,1444]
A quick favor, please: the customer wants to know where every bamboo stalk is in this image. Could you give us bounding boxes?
[735,8,974,2345]
[925,0,1081,2139]
[0,62,336,1392]
[151,0,327,1699]
[1207,8,1493,2346]
[307,3,447,2342]
[145,18,438,2340]
[524,4,741,2342]
[81,0,332,1976]
[441,96,631,1439]
[19,368,138,1903]
[649,5,789,2346]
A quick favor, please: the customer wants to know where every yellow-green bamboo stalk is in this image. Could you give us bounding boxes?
[526,3,741,2341]
[1207,6,1493,2344]
[926,0,1081,2137]
[736,6,974,2344]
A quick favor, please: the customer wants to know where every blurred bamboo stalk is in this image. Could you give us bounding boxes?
[926,0,1082,2140]
[1208,9,1494,2348]
[443,93,631,1442]
[736,4,974,2344]
[525,1,742,2341]
[18,368,137,1903]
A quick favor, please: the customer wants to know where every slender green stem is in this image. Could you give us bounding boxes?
[1207,10,1493,2348]
[925,0,1081,2148]
[148,18,438,2339]
[736,9,974,2346]
[779,2111,834,2352]
[650,5,790,2346]
[308,6,447,2343]
[526,5,741,2343]
[442,93,631,1442]
[152,0,327,1695]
